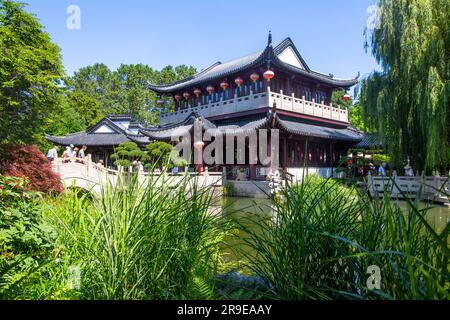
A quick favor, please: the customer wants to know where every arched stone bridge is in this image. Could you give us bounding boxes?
[52,157,223,195]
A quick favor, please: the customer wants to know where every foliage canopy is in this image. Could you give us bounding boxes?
[0,0,65,145]
[361,0,450,172]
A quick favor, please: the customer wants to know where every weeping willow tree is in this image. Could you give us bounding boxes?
[361,0,449,173]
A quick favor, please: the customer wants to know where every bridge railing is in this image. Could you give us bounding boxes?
[367,171,449,204]
[52,155,223,190]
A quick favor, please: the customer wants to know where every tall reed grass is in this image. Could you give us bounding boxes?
[38,172,230,299]
[237,175,449,299]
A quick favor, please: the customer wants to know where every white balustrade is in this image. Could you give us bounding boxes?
[160,88,349,125]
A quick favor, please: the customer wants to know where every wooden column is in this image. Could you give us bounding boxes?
[283,137,288,169]
[304,138,309,168]
[329,141,334,177]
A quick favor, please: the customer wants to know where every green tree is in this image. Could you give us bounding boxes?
[362,0,449,172]
[146,141,174,168]
[44,97,86,137]
[66,90,103,127]
[68,63,114,119]
[331,89,352,109]
[348,104,366,131]
[67,63,197,127]
[0,0,64,145]
[114,64,157,124]
[110,141,148,167]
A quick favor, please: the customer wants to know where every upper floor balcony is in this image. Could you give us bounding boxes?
[159,87,349,125]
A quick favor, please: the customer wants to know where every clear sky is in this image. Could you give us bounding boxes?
[25,0,380,80]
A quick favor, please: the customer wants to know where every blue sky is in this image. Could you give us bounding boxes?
[25,0,380,80]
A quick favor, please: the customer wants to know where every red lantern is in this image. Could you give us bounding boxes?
[206,85,215,95]
[263,69,275,82]
[250,73,260,83]
[194,88,202,97]
[234,77,244,87]
[220,81,229,90]
[342,94,351,101]
[174,94,182,102]
[183,92,191,100]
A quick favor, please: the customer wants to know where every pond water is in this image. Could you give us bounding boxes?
[218,197,450,266]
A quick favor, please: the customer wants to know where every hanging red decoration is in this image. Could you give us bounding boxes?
[194,88,202,97]
[342,94,351,101]
[234,77,244,87]
[174,94,182,102]
[220,80,229,90]
[250,73,260,83]
[183,92,191,100]
[263,69,275,82]
[206,85,215,95]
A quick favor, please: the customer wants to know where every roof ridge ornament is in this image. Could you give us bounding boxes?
[266,31,273,70]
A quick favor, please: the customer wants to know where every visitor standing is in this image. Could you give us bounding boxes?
[78,145,87,159]
[62,146,72,162]
[97,160,104,171]
[378,162,387,176]
[46,145,58,162]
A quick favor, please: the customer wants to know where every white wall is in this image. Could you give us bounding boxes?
[287,167,334,182]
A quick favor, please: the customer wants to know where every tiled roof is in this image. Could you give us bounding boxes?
[276,118,362,142]
[353,133,380,149]
[45,115,149,147]
[147,51,265,93]
[139,111,363,143]
[44,132,130,147]
[148,36,359,94]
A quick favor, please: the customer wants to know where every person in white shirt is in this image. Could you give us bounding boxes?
[46,145,58,162]
[378,162,387,176]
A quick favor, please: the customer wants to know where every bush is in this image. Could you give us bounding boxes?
[110,141,148,167]
[146,141,173,167]
[0,175,56,298]
[372,153,391,166]
[40,173,230,299]
[0,145,63,194]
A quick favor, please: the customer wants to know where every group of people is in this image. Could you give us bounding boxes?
[365,161,414,177]
[46,144,88,163]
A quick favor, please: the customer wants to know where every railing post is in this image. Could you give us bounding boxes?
[291,93,295,111]
[392,170,398,198]
[367,171,373,196]
[222,167,227,183]
[434,172,441,198]
[279,90,283,109]
[87,154,91,177]
[302,96,305,113]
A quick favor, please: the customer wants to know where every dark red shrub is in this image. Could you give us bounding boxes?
[0,145,63,194]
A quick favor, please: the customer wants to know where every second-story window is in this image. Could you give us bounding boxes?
[303,87,312,101]
[316,90,326,104]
